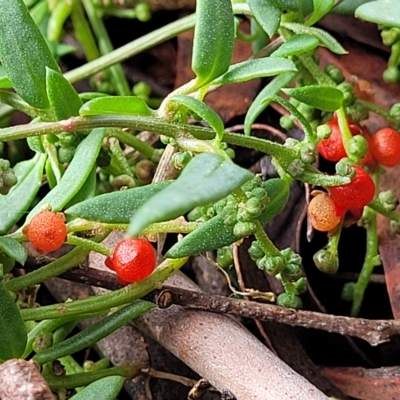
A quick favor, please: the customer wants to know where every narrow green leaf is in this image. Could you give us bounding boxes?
[64,166,97,209]
[271,34,320,57]
[167,178,290,258]
[211,58,297,85]
[0,282,27,360]
[282,22,347,54]
[0,0,60,108]
[25,128,105,223]
[306,0,335,26]
[333,0,375,15]
[248,0,281,38]
[0,237,27,265]
[355,0,400,28]
[128,153,253,237]
[0,153,46,235]
[46,67,83,120]
[270,0,300,11]
[169,95,224,143]
[65,181,171,223]
[282,86,344,111]
[192,0,234,87]
[79,96,154,116]
[69,376,124,400]
[244,71,297,135]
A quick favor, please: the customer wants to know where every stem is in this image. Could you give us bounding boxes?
[108,137,134,176]
[369,199,400,222]
[4,245,92,292]
[253,220,281,257]
[45,363,140,390]
[357,99,400,129]
[336,106,355,160]
[19,256,188,321]
[297,54,336,87]
[350,207,379,316]
[66,234,112,256]
[110,130,155,159]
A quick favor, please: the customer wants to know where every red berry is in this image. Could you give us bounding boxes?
[329,165,375,211]
[26,210,67,252]
[105,238,156,284]
[371,127,400,167]
[317,120,362,162]
[307,193,341,232]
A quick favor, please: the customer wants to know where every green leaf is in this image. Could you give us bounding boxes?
[65,181,171,223]
[333,0,375,15]
[80,96,154,116]
[271,34,320,57]
[0,0,60,109]
[248,0,281,38]
[64,166,97,209]
[0,282,27,360]
[0,153,46,235]
[244,71,297,135]
[167,178,290,258]
[169,95,224,144]
[192,0,234,87]
[306,0,335,26]
[282,86,344,111]
[25,129,105,223]
[0,237,27,265]
[69,376,125,400]
[282,22,347,54]
[46,67,83,120]
[211,58,297,85]
[355,0,400,28]
[128,153,253,237]
[270,0,300,11]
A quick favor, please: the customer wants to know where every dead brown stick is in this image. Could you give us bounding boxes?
[155,286,400,346]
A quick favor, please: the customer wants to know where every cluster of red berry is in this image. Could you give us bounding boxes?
[308,118,400,232]
[25,211,156,284]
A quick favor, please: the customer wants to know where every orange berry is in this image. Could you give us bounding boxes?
[27,211,67,252]
[105,238,156,284]
[308,193,341,232]
[371,127,400,167]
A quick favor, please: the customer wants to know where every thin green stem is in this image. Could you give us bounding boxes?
[66,234,112,256]
[19,256,187,321]
[81,0,130,96]
[336,106,355,160]
[350,207,379,316]
[253,220,281,257]
[110,130,155,159]
[357,99,400,129]
[297,53,336,87]
[45,363,140,390]
[5,245,91,293]
[368,199,400,222]
[108,137,134,176]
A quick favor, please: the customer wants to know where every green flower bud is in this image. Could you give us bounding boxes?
[213,198,227,214]
[295,277,307,295]
[248,240,265,261]
[381,27,400,46]
[316,124,332,140]
[58,146,76,164]
[32,333,53,353]
[151,148,164,163]
[171,151,192,170]
[276,293,303,309]
[324,63,344,84]
[348,135,368,159]
[313,249,339,274]
[112,174,136,189]
[46,134,59,144]
[187,206,205,222]
[242,177,261,192]
[135,159,155,184]
[383,67,400,83]
[379,190,398,211]
[257,255,285,275]
[341,282,355,302]
[284,137,300,149]
[250,187,269,204]
[233,221,256,237]
[280,115,295,130]
[204,205,216,220]
[281,248,302,265]
[337,82,355,107]
[225,147,236,159]
[135,2,151,22]
[216,246,234,269]
[0,159,17,195]
[59,133,79,148]
[345,102,369,123]
[300,143,317,164]
[2,170,17,188]
[390,103,400,118]
[280,263,303,282]
[335,159,356,178]
[132,81,151,98]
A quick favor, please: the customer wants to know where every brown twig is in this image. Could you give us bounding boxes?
[155,286,400,346]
